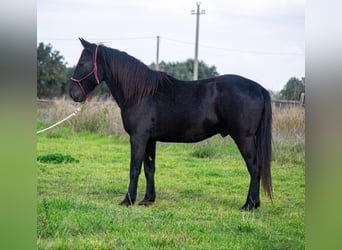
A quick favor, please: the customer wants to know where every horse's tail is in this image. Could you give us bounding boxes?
[257,88,273,200]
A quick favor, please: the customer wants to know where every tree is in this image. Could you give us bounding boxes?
[279,77,305,100]
[150,59,219,81]
[60,65,75,97]
[37,43,68,98]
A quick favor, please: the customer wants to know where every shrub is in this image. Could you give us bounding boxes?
[272,106,305,144]
[272,106,305,165]
[37,153,79,164]
[190,144,217,158]
[37,97,126,136]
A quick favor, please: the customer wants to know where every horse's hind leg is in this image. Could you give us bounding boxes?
[232,135,260,211]
[138,140,156,206]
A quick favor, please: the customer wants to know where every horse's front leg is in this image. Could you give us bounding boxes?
[119,135,147,206]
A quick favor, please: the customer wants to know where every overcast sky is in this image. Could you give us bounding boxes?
[37,0,304,91]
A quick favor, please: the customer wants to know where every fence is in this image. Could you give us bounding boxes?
[272,93,305,109]
[38,93,306,110]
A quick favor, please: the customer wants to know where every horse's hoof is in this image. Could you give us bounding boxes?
[119,199,134,206]
[241,204,255,211]
[241,201,260,211]
[119,201,130,206]
[138,200,155,206]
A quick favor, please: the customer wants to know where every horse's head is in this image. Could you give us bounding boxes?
[69,38,104,102]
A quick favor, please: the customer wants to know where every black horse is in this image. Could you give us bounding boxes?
[70,38,272,211]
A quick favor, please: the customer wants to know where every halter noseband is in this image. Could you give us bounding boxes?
[71,45,100,98]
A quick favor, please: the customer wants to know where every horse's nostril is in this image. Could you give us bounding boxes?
[70,92,85,103]
[70,92,79,102]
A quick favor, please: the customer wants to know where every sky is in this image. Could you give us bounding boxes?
[37,0,305,91]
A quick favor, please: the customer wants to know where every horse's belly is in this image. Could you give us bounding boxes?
[156,133,218,143]
[155,118,221,143]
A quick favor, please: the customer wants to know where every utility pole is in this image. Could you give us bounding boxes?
[155,35,160,71]
[191,2,205,80]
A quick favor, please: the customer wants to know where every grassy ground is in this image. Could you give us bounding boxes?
[37,129,304,249]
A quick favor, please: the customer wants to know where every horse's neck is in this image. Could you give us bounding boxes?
[100,49,162,107]
[103,68,125,108]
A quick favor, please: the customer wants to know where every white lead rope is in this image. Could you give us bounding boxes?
[37,105,83,134]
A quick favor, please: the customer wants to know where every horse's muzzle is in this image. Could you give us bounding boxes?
[70,89,85,102]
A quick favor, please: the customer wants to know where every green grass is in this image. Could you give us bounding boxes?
[37,131,304,249]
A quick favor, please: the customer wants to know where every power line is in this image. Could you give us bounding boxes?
[161,36,304,56]
[37,36,304,57]
[200,44,304,56]
[37,36,156,41]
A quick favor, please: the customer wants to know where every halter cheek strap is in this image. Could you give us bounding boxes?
[93,45,100,84]
[71,45,100,98]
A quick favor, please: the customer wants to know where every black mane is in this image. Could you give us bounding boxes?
[100,45,171,102]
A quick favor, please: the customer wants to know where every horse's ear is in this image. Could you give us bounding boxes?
[79,38,91,48]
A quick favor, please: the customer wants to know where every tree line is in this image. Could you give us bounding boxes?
[37,42,304,100]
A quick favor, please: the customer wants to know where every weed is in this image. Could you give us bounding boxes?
[273,106,305,143]
[37,97,125,136]
[37,153,79,164]
[273,142,305,165]
[190,143,217,158]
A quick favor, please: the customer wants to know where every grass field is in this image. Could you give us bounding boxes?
[37,123,305,249]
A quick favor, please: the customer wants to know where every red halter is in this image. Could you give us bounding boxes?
[70,45,100,98]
